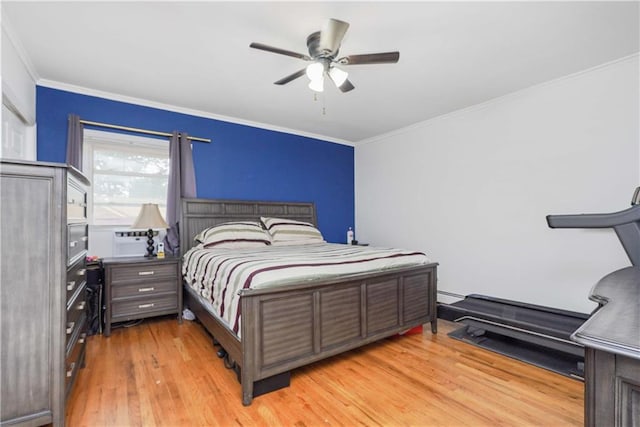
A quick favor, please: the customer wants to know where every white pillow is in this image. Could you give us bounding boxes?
[195,221,271,248]
[260,217,324,245]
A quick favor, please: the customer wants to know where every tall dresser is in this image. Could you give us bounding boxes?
[0,160,90,427]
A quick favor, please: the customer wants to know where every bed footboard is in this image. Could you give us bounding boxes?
[185,264,438,405]
[239,263,437,405]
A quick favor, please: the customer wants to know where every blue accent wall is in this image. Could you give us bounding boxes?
[36,86,354,243]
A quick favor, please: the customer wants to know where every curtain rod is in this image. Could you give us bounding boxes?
[79,119,211,143]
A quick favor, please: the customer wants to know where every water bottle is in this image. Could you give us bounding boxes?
[347,227,354,245]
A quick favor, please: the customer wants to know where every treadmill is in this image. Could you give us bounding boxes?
[445,187,640,379]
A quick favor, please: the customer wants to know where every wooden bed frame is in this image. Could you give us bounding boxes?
[180,198,438,405]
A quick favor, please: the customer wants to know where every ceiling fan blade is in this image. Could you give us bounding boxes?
[337,78,355,93]
[250,42,311,61]
[274,69,307,85]
[338,51,400,65]
[319,18,350,55]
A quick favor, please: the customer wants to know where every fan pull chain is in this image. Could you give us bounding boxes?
[315,91,325,116]
[312,92,327,116]
[322,93,326,116]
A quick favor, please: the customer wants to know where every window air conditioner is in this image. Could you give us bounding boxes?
[112,229,166,257]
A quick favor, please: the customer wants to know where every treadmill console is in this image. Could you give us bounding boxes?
[547,187,640,267]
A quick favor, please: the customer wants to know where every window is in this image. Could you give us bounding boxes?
[83,129,169,226]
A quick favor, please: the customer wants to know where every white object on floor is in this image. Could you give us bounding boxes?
[182,308,195,321]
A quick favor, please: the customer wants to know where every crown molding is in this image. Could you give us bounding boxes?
[36,79,355,147]
[1,13,40,82]
[356,53,640,146]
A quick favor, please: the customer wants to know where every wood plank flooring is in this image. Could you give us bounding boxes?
[66,317,584,426]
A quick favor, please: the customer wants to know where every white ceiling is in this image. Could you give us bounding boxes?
[3,1,639,144]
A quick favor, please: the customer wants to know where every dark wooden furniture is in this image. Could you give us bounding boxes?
[180,198,438,405]
[64,166,90,402]
[571,266,640,427]
[1,160,90,427]
[103,256,182,337]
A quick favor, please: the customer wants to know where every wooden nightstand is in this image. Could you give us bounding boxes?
[103,256,182,337]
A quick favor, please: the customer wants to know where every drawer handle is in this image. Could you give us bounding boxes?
[77,269,86,277]
[67,281,76,291]
[69,241,77,248]
[138,303,155,309]
[77,301,86,311]
[81,236,88,242]
[66,322,75,335]
[78,333,87,344]
[79,202,87,207]
[66,362,76,377]
[138,287,155,293]
[69,198,75,204]
[138,271,155,276]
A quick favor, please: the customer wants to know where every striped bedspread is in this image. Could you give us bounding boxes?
[182,243,430,337]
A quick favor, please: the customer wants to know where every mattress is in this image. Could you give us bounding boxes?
[182,243,430,337]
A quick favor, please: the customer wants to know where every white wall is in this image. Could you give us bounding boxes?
[355,55,639,314]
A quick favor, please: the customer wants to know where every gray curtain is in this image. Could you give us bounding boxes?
[163,131,197,255]
[66,114,83,170]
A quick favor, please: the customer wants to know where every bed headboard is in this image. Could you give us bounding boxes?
[179,198,317,254]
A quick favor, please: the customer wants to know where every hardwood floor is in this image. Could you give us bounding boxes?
[66,317,584,426]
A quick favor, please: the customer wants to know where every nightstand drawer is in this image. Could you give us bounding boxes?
[111,279,177,299]
[111,293,178,319]
[110,262,178,283]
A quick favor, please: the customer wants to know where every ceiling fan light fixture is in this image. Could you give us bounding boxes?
[250,18,400,94]
[328,67,349,87]
[308,77,324,92]
[305,62,324,81]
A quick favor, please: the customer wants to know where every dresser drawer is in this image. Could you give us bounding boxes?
[67,178,87,222]
[66,310,87,357]
[112,293,178,320]
[66,284,87,348]
[64,345,85,398]
[66,259,87,302]
[111,279,177,299]
[67,223,88,265]
[110,262,178,283]
[67,281,87,317]
[64,319,87,396]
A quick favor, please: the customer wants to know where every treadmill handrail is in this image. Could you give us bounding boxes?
[547,192,640,266]
[546,205,640,229]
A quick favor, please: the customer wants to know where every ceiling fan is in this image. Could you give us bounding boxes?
[249,18,400,93]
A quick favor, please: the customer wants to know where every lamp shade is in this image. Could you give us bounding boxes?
[308,77,324,92]
[306,62,324,81]
[131,203,168,229]
[329,66,349,87]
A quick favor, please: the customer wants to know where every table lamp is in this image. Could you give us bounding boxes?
[131,203,168,257]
